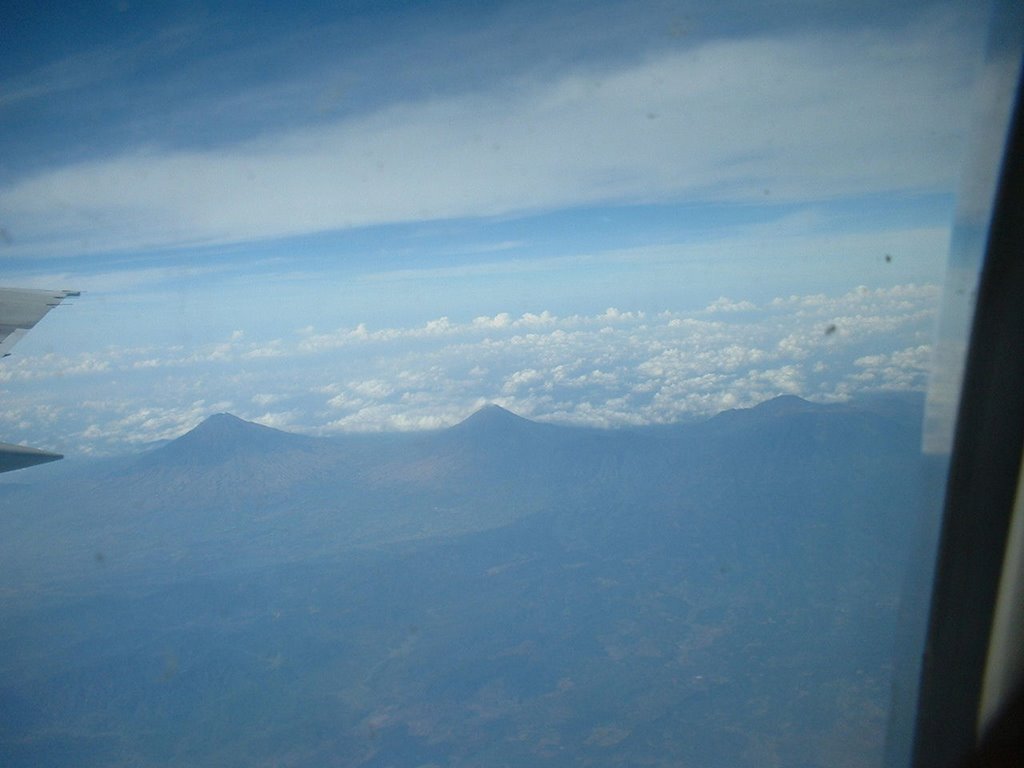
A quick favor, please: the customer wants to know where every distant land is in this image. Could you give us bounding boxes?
[0,394,930,767]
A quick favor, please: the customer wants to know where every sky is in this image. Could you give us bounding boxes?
[0,0,1007,455]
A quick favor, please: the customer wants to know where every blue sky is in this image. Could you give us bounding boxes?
[0,1,1004,454]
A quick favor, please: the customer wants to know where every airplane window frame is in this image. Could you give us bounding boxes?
[910,61,1024,768]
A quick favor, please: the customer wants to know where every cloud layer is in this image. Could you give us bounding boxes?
[0,12,977,259]
[0,284,939,455]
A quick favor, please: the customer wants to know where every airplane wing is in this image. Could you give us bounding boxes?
[0,287,80,358]
[0,441,62,472]
[0,287,80,473]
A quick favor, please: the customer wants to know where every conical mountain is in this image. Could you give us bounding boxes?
[448,404,542,436]
[138,412,315,468]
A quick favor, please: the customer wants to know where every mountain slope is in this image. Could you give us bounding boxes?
[0,396,923,596]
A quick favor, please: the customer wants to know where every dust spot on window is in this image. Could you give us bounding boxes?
[160,652,179,682]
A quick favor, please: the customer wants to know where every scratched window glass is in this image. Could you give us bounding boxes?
[0,2,1007,766]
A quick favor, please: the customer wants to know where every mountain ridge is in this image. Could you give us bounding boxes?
[166,394,849,449]
[0,394,923,556]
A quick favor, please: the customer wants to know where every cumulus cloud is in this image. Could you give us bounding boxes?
[705,297,758,313]
[252,411,300,430]
[851,345,933,390]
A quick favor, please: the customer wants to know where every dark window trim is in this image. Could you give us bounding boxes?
[912,62,1024,768]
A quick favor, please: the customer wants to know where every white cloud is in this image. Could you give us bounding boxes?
[252,411,299,430]
[348,379,395,399]
[502,368,546,394]
[851,345,933,391]
[251,393,284,406]
[705,297,758,313]
[0,17,977,259]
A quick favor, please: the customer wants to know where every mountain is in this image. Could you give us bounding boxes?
[144,412,305,464]
[0,396,923,595]
[0,395,928,767]
[451,403,534,432]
